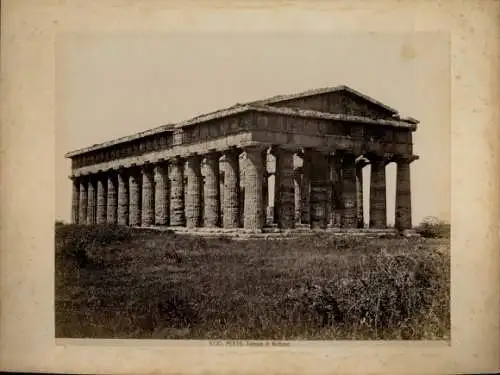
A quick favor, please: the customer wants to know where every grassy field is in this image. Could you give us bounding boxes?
[55,223,450,340]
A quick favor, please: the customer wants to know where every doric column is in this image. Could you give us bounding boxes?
[203,151,221,227]
[294,169,302,224]
[243,145,265,230]
[106,173,118,224]
[369,156,387,228]
[128,169,141,226]
[275,146,295,229]
[330,154,343,227]
[300,148,312,225]
[141,166,155,226]
[117,170,129,226]
[154,163,169,226]
[185,154,202,228]
[395,155,415,230]
[96,175,107,224]
[341,153,357,228]
[221,148,240,228]
[71,177,79,224]
[169,157,185,227]
[356,158,369,228]
[87,177,97,224]
[78,178,88,224]
[310,149,329,229]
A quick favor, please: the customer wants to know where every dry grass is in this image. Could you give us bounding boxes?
[55,223,450,340]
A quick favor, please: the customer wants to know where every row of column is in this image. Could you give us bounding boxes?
[71,146,414,230]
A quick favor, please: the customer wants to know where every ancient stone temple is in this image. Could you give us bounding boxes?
[66,85,419,232]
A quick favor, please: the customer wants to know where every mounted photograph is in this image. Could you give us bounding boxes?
[55,32,450,341]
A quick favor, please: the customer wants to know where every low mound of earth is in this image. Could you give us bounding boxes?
[55,224,450,340]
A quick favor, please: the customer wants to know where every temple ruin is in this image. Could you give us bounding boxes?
[65,85,419,232]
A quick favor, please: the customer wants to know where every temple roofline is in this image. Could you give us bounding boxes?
[65,85,419,158]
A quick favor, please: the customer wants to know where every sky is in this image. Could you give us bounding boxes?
[55,32,450,225]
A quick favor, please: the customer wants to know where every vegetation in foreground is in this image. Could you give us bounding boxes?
[55,223,450,340]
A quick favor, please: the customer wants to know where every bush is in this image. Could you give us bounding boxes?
[416,216,450,238]
[282,244,448,335]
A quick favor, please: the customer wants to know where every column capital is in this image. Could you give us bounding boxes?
[243,144,267,154]
[206,148,222,157]
[141,166,154,175]
[222,146,241,158]
[356,156,370,168]
[168,155,184,165]
[393,154,419,164]
[269,144,300,156]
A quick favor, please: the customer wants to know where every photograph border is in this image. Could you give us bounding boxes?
[1,0,499,374]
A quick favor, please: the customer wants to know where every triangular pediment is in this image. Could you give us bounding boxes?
[253,85,399,119]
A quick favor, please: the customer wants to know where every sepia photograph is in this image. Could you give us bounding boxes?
[55,32,451,341]
[3,0,500,373]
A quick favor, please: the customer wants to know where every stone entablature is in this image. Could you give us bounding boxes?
[66,85,420,232]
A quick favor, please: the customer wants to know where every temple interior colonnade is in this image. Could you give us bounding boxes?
[70,145,415,231]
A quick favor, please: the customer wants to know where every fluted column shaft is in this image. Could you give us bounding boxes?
[141,167,155,226]
[78,179,88,224]
[117,171,129,225]
[204,152,221,227]
[275,147,295,229]
[395,158,412,229]
[356,163,365,228]
[129,171,141,226]
[341,154,357,228]
[71,178,79,224]
[87,178,97,224]
[243,146,265,230]
[330,154,343,227]
[294,170,301,224]
[300,149,312,224]
[370,158,387,228]
[169,157,185,226]
[154,163,169,225]
[310,150,329,229]
[185,155,202,228]
[106,173,118,224]
[222,149,240,228]
[96,176,107,224]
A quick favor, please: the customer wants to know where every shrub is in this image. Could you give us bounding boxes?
[416,216,450,238]
[282,243,449,336]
